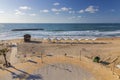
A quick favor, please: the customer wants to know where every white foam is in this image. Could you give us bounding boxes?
[0,30,120,40]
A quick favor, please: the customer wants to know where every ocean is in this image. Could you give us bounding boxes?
[0,23,120,40]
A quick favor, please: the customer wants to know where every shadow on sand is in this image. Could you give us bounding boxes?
[27,60,37,64]
[100,61,110,65]
[4,66,43,80]
[25,41,42,43]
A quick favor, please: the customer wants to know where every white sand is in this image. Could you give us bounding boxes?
[10,45,18,64]
[0,38,120,80]
[0,63,96,80]
[33,63,96,80]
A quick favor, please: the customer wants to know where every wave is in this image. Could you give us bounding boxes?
[27,30,120,36]
[0,30,120,40]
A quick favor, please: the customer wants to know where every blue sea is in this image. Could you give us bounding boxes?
[0,23,120,40]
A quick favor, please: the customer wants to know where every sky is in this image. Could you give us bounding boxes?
[0,0,120,23]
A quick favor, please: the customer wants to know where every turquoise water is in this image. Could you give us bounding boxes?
[0,23,120,40]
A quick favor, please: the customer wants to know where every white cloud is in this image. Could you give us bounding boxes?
[0,10,4,14]
[51,7,71,14]
[29,13,36,16]
[61,7,69,11]
[15,10,25,15]
[15,6,32,16]
[78,10,84,13]
[85,6,98,13]
[51,8,60,12]
[40,9,49,13]
[53,2,60,6]
[51,8,61,14]
[68,16,82,20]
[19,6,31,10]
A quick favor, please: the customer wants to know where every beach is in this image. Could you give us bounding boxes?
[0,37,120,80]
[0,0,120,79]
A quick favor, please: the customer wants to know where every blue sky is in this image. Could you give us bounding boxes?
[0,0,120,23]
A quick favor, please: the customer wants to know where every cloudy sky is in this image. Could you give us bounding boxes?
[0,0,120,23]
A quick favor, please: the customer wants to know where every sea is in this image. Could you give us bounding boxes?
[0,23,120,40]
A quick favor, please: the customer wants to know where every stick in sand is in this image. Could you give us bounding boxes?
[80,50,81,61]
[41,50,44,63]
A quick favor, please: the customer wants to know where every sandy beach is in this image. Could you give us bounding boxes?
[0,0,120,79]
[0,37,120,80]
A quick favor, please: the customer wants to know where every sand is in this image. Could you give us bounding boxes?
[0,37,120,80]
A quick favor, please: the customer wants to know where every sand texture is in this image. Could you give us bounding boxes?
[0,37,120,80]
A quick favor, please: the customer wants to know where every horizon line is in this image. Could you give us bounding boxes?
[0,22,120,24]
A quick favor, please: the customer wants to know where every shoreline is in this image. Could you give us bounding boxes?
[0,36,120,42]
[0,36,120,41]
